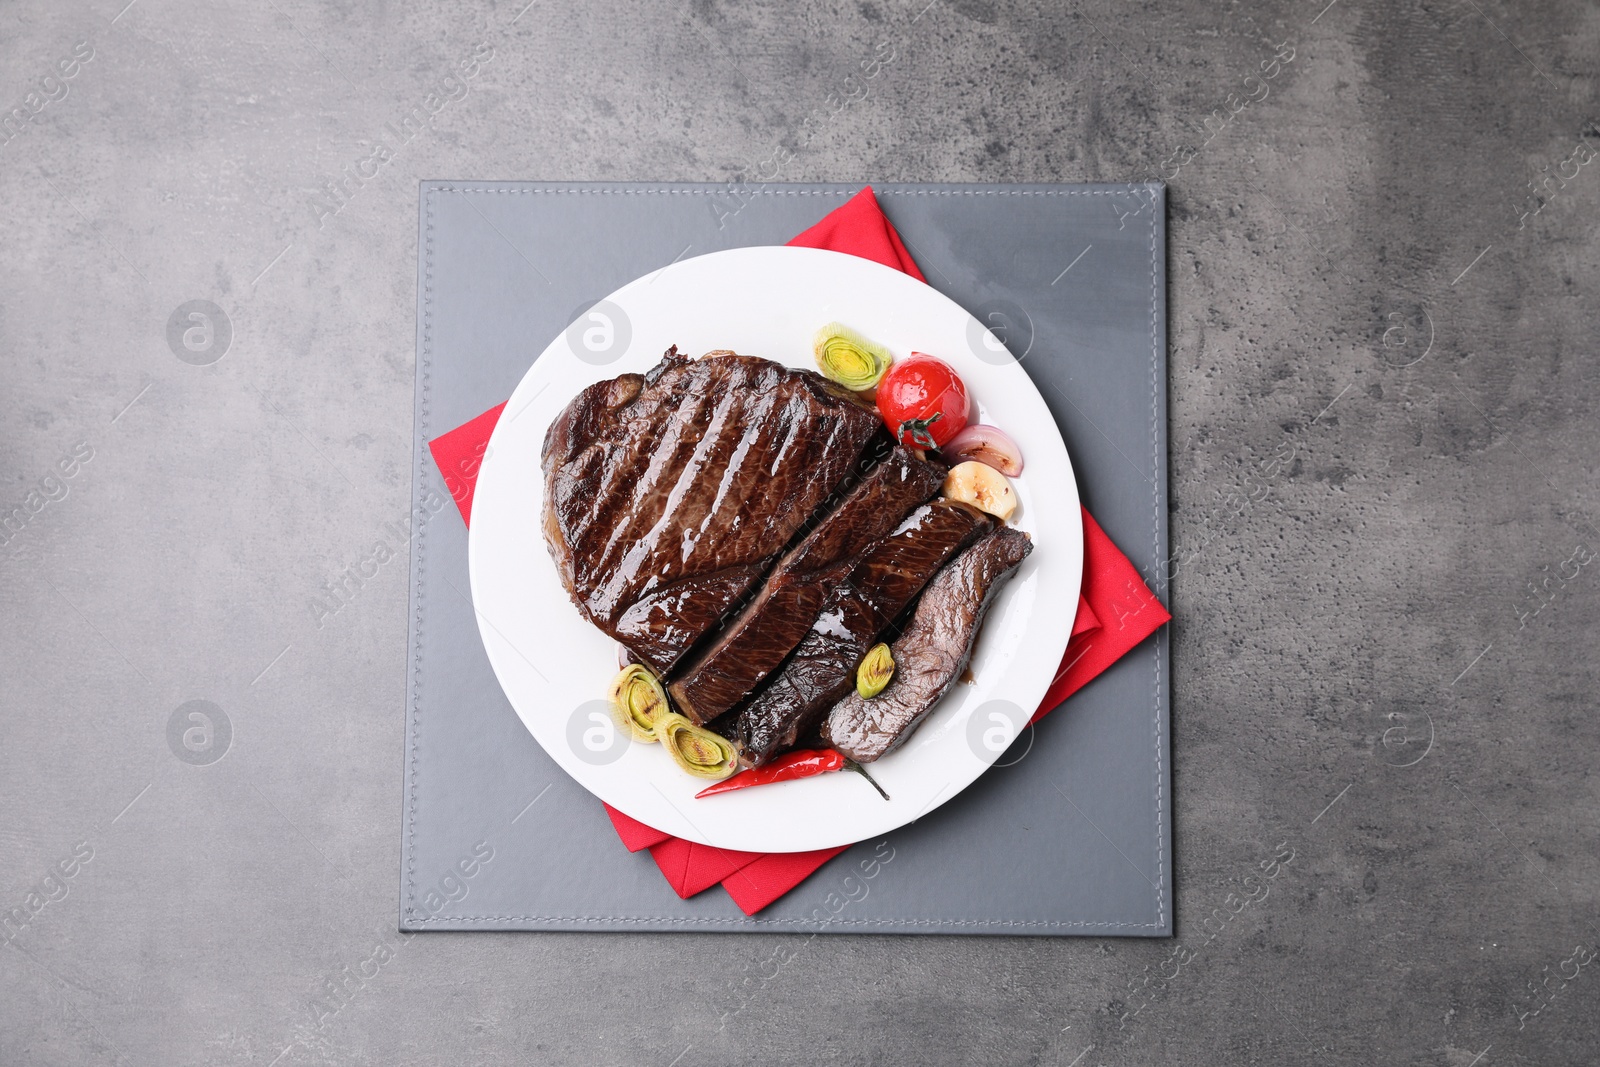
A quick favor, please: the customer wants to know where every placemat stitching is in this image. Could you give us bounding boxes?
[1147,188,1168,929]
[403,188,436,919]
[423,185,1148,198]
[410,916,1158,928]
[408,182,1167,930]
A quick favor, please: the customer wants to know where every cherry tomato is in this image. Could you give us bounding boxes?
[876,353,970,449]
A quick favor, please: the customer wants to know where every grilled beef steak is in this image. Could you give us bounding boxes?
[823,526,1032,763]
[541,348,882,674]
[735,501,994,765]
[667,447,946,724]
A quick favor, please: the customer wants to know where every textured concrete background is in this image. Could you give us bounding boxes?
[2,0,1597,1064]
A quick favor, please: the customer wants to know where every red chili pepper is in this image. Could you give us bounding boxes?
[695,748,846,798]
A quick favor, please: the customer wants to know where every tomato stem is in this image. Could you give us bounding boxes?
[896,412,943,449]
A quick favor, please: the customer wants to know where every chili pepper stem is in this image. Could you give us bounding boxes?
[845,758,891,801]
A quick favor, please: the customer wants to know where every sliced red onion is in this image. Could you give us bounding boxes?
[943,423,1024,477]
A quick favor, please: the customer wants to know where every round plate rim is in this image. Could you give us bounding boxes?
[468,245,1083,852]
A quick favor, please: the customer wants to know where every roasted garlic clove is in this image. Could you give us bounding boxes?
[942,460,1017,521]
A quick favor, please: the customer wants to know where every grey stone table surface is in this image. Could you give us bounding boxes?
[1,0,1596,1064]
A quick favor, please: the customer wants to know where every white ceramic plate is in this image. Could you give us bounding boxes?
[470,246,1082,852]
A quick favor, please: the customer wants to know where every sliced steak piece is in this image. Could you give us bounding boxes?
[667,447,947,724]
[735,501,994,765]
[823,526,1033,763]
[541,348,883,674]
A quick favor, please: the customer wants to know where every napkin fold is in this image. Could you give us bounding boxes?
[427,187,1168,914]
[788,186,927,282]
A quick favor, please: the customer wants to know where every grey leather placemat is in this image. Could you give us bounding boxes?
[402,182,1169,935]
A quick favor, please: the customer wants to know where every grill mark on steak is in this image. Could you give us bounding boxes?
[666,447,947,724]
[602,386,751,601]
[822,526,1033,763]
[734,500,994,765]
[541,348,882,674]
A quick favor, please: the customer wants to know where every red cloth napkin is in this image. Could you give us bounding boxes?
[427,187,1169,914]
[788,186,928,282]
